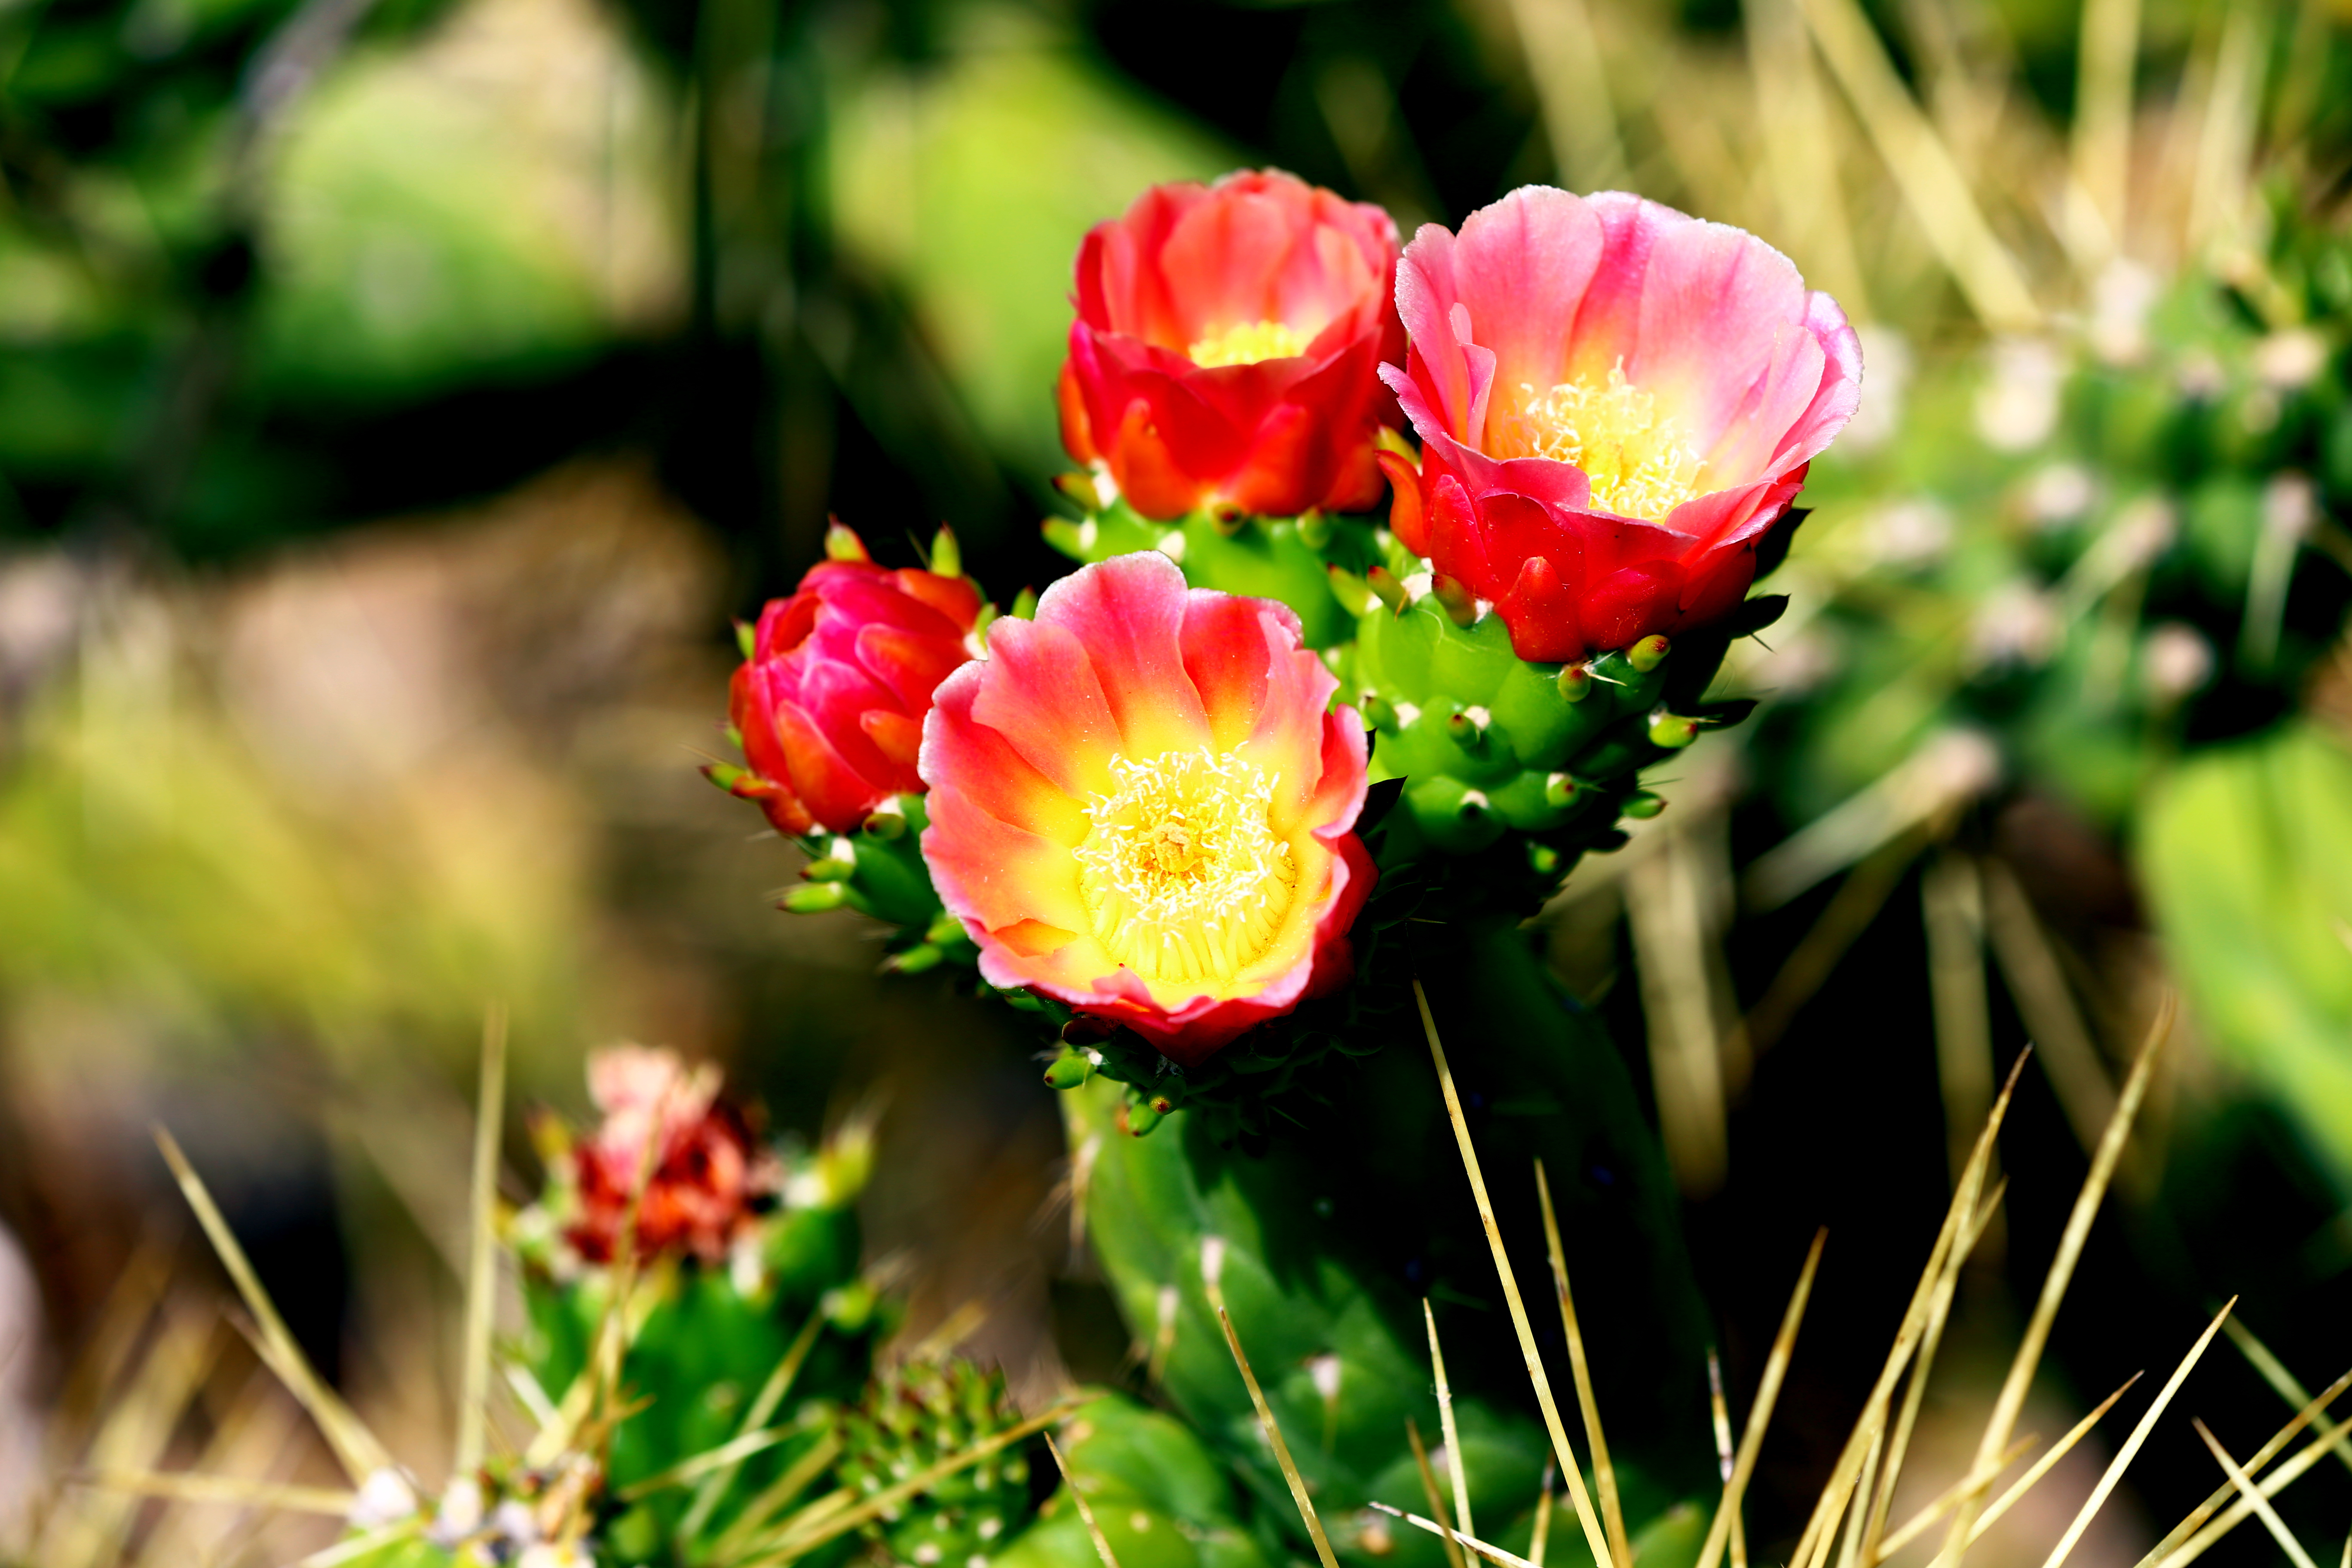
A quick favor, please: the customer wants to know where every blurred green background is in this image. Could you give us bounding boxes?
[4,0,2352,1558]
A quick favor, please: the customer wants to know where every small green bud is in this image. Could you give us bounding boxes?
[1431,574,1478,628]
[1327,565,1378,616]
[1009,587,1039,621]
[803,836,857,880]
[1208,503,1248,537]
[1648,710,1700,749]
[1544,772,1578,809]
[1557,664,1593,703]
[1053,471,1099,505]
[1295,509,1334,550]
[1446,706,1491,755]
[862,802,907,839]
[782,883,848,914]
[930,525,962,580]
[703,760,750,793]
[1042,1051,1095,1090]
[1628,634,1671,673]
[1527,842,1561,876]
[885,943,944,975]
[1361,692,1399,732]
[1375,426,1420,464]
[1623,790,1666,818]
[1366,566,1409,614]
[825,521,870,562]
[735,619,756,660]
[925,912,968,947]
[1119,1097,1164,1137]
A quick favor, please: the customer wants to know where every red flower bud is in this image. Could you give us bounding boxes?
[1059,169,1406,521]
[724,527,986,836]
[565,1047,777,1265]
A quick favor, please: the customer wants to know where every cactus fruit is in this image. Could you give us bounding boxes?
[836,1358,1039,1568]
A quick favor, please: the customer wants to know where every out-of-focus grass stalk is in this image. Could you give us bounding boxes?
[1795,0,2041,331]
[2191,1420,2320,1568]
[2065,0,2140,270]
[1742,0,1871,318]
[1980,859,2120,1160]
[1922,851,1996,1196]
[1504,0,1628,191]
[1626,829,1729,1197]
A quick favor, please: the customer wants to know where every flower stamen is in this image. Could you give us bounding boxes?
[1073,748,1296,987]
[1188,320,1315,368]
[1500,359,1706,520]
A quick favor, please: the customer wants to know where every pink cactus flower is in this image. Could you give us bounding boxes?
[723,527,986,836]
[1380,187,1862,664]
[918,553,1375,1066]
[1058,169,1407,521]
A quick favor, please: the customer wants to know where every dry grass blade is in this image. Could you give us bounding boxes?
[742,1400,1081,1567]
[1793,0,2041,329]
[2138,1363,2352,1564]
[705,1432,842,1564]
[1535,1162,1629,1566]
[456,1002,508,1479]
[1370,1502,1543,1568]
[2067,0,2141,263]
[680,1302,830,1540]
[1531,1465,1555,1568]
[2194,1420,2319,1568]
[1948,1372,2140,1552]
[1939,996,2172,1565]
[153,1128,395,1484]
[615,1425,796,1504]
[1868,1433,2037,1562]
[2222,1318,2352,1478]
[1922,849,1995,1194]
[2033,1298,2234,1568]
[1044,1432,1123,1568]
[1407,1417,1470,1568]
[80,1470,355,1515]
[1834,1430,1883,1568]
[1864,1177,2009,1559]
[1214,1302,1341,1568]
[1423,1302,1475,1541]
[1981,860,2119,1160]
[1794,1052,2028,1566]
[1415,980,1616,1568]
[2160,1412,2352,1567]
[1694,1228,1826,1568]
[1706,1352,1747,1568]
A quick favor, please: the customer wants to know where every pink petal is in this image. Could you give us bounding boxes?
[1030,550,1213,761]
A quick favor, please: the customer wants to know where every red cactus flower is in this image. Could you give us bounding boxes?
[567,1046,776,1265]
[1380,187,1862,664]
[1058,169,1406,521]
[918,553,1374,1066]
[722,527,986,836]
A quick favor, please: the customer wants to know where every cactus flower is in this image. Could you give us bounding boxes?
[1380,187,1862,663]
[566,1046,777,1265]
[919,553,1374,1064]
[723,527,986,836]
[1058,169,1406,521]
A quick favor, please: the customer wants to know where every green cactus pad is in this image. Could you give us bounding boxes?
[836,1358,1039,1568]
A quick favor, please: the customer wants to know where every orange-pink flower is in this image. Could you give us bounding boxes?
[918,553,1374,1066]
[723,527,985,836]
[1381,187,1862,664]
[1058,169,1406,521]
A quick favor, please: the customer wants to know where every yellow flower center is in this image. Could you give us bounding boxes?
[1188,320,1314,368]
[1499,360,1707,520]
[1072,748,1297,988]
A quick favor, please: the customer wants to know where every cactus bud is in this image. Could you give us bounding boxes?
[1043,1051,1096,1090]
[782,882,848,914]
[704,760,750,793]
[1527,842,1561,876]
[1431,573,1479,628]
[862,800,907,839]
[1557,663,1593,703]
[1209,502,1249,537]
[1009,586,1039,621]
[925,912,967,947]
[929,525,962,580]
[824,521,871,562]
[1054,470,1100,505]
[885,943,944,974]
[1361,692,1399,732]
[1648,710,1701,749]
[1296,508,1334,550]
[734,619,756,660]
[1623,790,1666,818]
[1544,772,1578,809]
[1366,565,1409,614]
[1118,1096,1165,1137]
[1446,706,1492,756]
[1328,565,1378,616]
[1628,634,1671,672]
